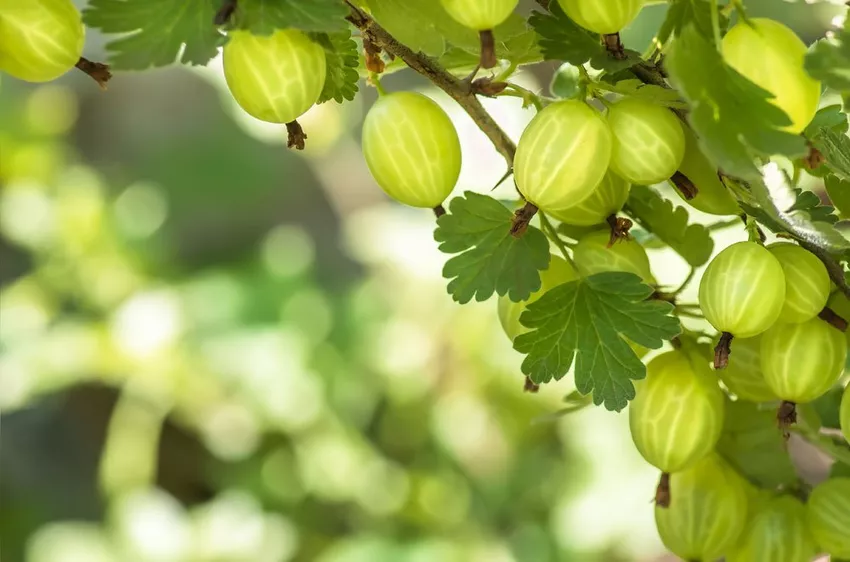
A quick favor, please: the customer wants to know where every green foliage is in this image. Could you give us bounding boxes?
[666,24,807,179]
[514,272,681,412]
[230,0,349,34]
[313,31,360,103]
[811,126,850,182]
[806,27,850,92]
[624,185,714,267]
[434,192,550,304]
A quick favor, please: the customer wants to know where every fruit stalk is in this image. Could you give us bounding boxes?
[479,30,497,69]
[819,306,848,332]
[75,57,112,89]
[285,121,307,150]
[714,332,733,369]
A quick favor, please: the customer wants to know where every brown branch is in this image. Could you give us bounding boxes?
[345,2,516,166]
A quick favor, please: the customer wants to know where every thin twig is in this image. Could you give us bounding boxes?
[345,2,517,166]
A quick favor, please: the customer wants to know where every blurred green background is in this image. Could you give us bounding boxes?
[0,2,842,561]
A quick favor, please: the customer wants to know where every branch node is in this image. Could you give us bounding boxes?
[286,120,307,150]
[819,306,848,332]
[75,57,112,90]
[510,202,538,238]
[713,332,733,370]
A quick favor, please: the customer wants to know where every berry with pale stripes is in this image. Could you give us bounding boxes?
[629,348,725,473]
[767,243,830,324]
[573,230,656,285]
[224,29,326,125]
[557,0,643,34]
[361,92,462,209]
[807,477,850,558]
[439,0,519,31]
[698,242,786,339]
[655,454,748,561]
[726,495,817,562]
[722,18,821,134]
[0,0,84,82]
[513,100,612,213]
[674,127,739,216]
[716,335,778,403]
[550,172,631,227]
[606,98,686,185]
[760,318,846,403]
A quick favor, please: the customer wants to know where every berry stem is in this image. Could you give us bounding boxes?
[670,171,698,200]
[777,400,797,439]
[523,376,540,393]
[75,57,112,90]
[605,215,633,247]
[433,204,447,219]
[285,120,307,150]
[819,306,848,332]
[479,30,497,69]
[713,332,733,370]
[510,202,539,238]
[655,472,671,508]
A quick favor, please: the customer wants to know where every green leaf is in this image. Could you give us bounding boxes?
[806,27,850,92]
[666,23,808,179]
[83,0,226,69]
[826,174,850,217]
[514,272,681,412]
[656,0,717,44]
[624,185,714,267]
[716,399,798,490]
[311,31,360,104]
[602,79,688,110]
[741,167,849,254]
[811,385,847,430]
[804,105,849,139]
[529,2,642,73]
[811,126,850,182]
[434,192,550,304]
[231,0,348,34]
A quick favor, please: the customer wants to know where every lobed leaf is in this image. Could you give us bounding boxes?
[434,192,550,304]
[624,185,714,267]
[311,31,360,104]
[514,272,681,412]
[811,126,850,183]
[806,27,850,93]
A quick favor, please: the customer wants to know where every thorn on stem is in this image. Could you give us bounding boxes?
[671,171,698,200]
[75,58,112,90]
[819,306,848,332]
[286,120,307,150]
[479,30,497,69]
[655,472,671,508]
[713,332,733,370]
[777,400,797,439]
[433,204,447,219]
[524,376,540,393]
[214,0,238,25]
[510,202,538,238]
[602,33,627,60]
[605,214,633,247]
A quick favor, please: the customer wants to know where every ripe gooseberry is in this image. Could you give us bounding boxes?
[629,348,724,473]
[722,18,821,134]
[726,495,817,562]
[606,98,686,185]
[573,230,656,285]
[439,0,518,31]
[655,454,748,561]
[767,243,830,324]
[698,241,786,339]
[361,92,462,209]
[498,255,578,341]
[556,0,643,34]
[513,100,612,213]
[549,172,630,227]
[223,29,327,124]
[716,335,778,403]
[760,317,846,404]
[0,0,84,83]
[807,477,850,558]
[673,127,739,216]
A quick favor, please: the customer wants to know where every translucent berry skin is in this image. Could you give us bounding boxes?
[767,243,830,324]
[361,92,462,208]
[716,335,778,403]
[556,0,643,34]
[807,477,850,558]
[722,18,821,134]
[842,384,850,444]
[759,318,846,403]
[674,127,739,216]
[655,454,748,561]
[727,495,817,562]
[498,255,578,341]
[223,29,326,124]
[549,172,630,227]
[513,100,612,213]
[606,98,686,185]
[698,241,786,338]
[629,349,724,472]
[439,0,519,30]
[0,0,84,83]
[573,230,656,285]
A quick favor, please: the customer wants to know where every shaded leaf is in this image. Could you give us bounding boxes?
[311,31,360,104]
[811,126,850,182]
[806,27,850,92]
